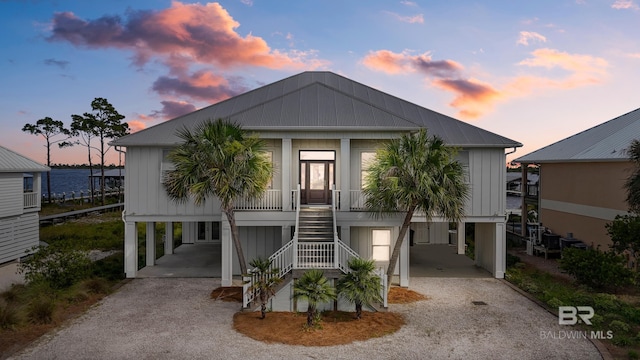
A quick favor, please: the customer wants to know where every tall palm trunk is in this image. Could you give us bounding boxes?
[386,203,417,280]
[224,206,248,275]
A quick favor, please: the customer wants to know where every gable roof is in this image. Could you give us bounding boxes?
[516,107,640,163]
[0,146,50,173]
[113,71,521,148]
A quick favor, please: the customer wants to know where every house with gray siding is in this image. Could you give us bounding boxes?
[112,71,521,309]
[0,146,49,264]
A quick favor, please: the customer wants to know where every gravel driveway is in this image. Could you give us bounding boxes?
[9,277,602,360]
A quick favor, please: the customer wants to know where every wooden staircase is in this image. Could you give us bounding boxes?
[297,206,334,242]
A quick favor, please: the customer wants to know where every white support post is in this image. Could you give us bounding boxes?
[399,229,410,287]
[124,221,138,278]
[282,138,292,212]
[221,217,233,286]
[164,222,174,255]
[495,222,506,278]
[340,138,350,212]
[146,222,156,266]
[457,221,466,255]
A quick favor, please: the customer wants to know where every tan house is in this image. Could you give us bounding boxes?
[515,107,639,249]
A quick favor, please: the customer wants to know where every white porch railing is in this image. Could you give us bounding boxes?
[235,190,282,210]
[349,190,366,210]
[24,192,39,209]
[242,184,388,309]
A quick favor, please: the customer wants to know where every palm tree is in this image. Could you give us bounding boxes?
[247,257,282,319]
[336,258,382,319]
[293,269,336,327]
[626,139,640,213]
[163,119,273,275]
[363,128,470,282]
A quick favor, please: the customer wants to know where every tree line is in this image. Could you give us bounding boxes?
[22,97,129,205]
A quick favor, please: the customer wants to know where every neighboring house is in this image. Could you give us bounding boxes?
[0,146,49,264]
[112,71,522,296]
[515,107,640,249]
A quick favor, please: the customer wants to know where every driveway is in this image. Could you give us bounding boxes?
[9,277,602,360]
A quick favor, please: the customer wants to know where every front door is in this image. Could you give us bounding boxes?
[299,151,335,205]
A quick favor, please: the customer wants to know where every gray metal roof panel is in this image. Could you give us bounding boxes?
[516,107,640,163]
[113,71,521,148]
[0,146,50,173]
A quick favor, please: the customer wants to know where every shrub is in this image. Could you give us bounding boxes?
[0,303,20,329]
[559,247,634,291]
[27,297,55,324]
[18,245,92,289]
[506,253,521,268]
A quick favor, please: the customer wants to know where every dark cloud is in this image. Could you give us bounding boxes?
[153,100,197,119]
[151,69,246,103]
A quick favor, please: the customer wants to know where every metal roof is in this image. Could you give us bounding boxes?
[113,71,521,148]
[516,107,640,163]
[0,146,50,173]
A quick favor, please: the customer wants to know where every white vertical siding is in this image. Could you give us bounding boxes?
[0,212,38,263]
[125,147,221,216]
[0,173,23,218]
[467,148,506,217]
[231,226,282,275]
[474,223,496,275]
[411,222,450,244]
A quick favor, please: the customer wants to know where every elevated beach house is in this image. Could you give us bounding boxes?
[515,107,640,249]
[112,71,522,297]
[0,146,49,264]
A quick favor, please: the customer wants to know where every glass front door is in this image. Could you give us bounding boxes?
[299,151,335,205]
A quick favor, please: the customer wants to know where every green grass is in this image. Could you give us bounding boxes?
[39,212,124,250]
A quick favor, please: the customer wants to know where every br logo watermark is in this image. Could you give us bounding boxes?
[558,306,594,325]
[540,306,613,340]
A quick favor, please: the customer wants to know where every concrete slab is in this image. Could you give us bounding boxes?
[137,243,222,278]
[410,244,491,278]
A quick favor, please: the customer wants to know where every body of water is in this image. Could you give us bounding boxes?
[41,168,93,196]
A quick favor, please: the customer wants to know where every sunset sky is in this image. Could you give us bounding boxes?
[1,0,639,166]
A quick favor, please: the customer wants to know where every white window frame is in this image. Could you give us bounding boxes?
[372,229,391,261]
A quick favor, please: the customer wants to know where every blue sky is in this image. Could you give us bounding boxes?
[1,0,639,165]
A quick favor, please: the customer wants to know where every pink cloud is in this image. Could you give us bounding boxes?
[47,1,329,117]
[48,2,318,70]
[517,31,547,46]
[611,0,639,9]
[362,48,609,119]
[362,50,462,77]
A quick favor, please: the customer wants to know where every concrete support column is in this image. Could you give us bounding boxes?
[282,138,292,212]
[146,222,156,266]
[340,138,350,212]
[495,222,506,278]
[221,217,233,286]
[164,222,174,255]
[124,221,138,278]
[457,221,466,255]
[399,229,410,287]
